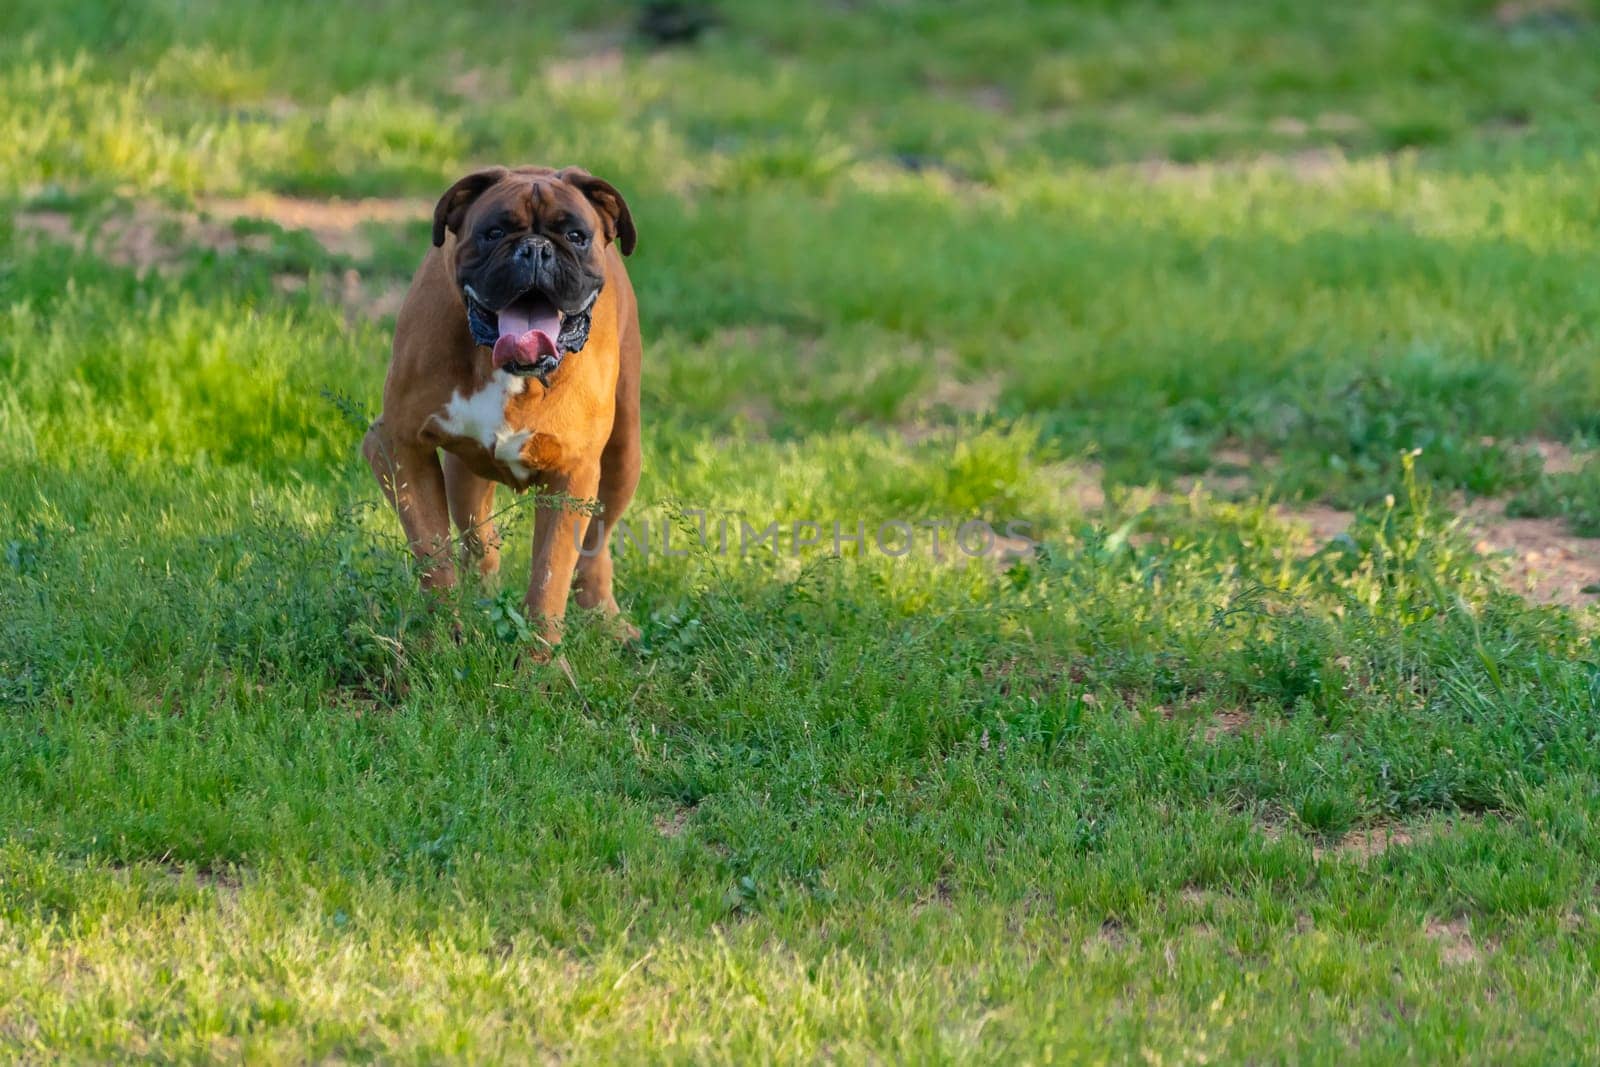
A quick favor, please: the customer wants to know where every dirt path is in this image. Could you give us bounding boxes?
[17,196,427,321]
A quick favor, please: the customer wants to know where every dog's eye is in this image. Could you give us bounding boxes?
[484,227,505,241]
[567,230,589,245]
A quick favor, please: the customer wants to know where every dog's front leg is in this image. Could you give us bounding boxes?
[363,422,457,592]
[524,462,601,656]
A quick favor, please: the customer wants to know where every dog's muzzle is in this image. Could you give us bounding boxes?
[464,285,600,384]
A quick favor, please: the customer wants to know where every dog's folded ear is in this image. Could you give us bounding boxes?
[432,167,510,247]
[557,168,637,256]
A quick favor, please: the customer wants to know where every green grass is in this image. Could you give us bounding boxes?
[4,0,1600,1060]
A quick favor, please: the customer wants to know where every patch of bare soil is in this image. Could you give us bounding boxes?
[653,808,691,839]
[203,194,428,259]
[273,269,409,323]
[1311,826,1414,863]
[1176,471,1254,497]
[14,209,75,243]
[928,82,1012,114]
[1210,447,1255,469]
[1275,503,1357,548]
[19,199,417,322]
[1494,0,1585,31]
[1046,460,1107,514]
[544,45,627,85]
[1161,111,1366,137]
[984,532,1041,564]
[1460,499,1600,609]
[441,29,626,96]
[901,350,1005,441]
[16,204,273,275]
[445,64,511,103]
[1303,814,1490,864]
[1273,493,1598,608]
[1146,701,1253,741]
[1026,446,1595,609]
[1525,438,1593,476]
[1172,446,1271,498]
[920,372,1003,420]
[1085,917,1129,954]
[1137,147,1350,185]
[927,524,1039,566]
[106,858,244,893]
[1202,708,1251,743]
[1424,916,1482,965]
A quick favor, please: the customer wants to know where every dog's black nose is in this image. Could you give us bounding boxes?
[515,237,554,266]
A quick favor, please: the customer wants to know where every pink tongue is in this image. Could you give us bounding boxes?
[491,299,561,369]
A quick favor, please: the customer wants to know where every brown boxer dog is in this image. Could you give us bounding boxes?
[363,165,641,655]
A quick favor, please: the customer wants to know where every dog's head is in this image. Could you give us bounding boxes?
[433,165,636,380]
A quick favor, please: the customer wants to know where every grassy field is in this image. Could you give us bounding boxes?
[4,0,1600,1060]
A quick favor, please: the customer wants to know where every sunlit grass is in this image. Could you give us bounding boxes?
[3,0,1600,1060]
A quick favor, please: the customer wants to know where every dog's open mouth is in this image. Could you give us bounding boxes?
[464,288,565,379]
[464,285,601,381]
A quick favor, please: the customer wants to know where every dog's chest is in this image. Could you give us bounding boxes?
[427,372,538,480]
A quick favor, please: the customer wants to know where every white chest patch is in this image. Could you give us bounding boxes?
[431,372,533,480]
